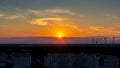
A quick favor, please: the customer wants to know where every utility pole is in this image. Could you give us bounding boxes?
[104,37,107,44]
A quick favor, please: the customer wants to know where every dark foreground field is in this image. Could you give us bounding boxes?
[0,44,120,68]
[0,44,120,56]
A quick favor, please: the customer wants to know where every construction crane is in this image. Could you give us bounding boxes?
[91,37,109,44]
[112,36,120,44]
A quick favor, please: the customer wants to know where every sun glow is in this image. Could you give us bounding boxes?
[56,31,64,39]
[58,34,63,38]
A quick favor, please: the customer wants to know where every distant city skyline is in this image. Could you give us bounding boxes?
[0,0,120,37]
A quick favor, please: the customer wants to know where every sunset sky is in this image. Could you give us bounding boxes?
[0,0,120,38]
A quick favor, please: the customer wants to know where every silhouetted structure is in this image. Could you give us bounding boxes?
[0,44,119,68]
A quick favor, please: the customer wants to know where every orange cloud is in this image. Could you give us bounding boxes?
[31,20,48,26]
[30,18,65,26]
[89,26,104,31]
[87,26,120,36]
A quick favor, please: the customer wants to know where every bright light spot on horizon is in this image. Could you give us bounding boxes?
[56,31,64,39]
[58,34,62,39]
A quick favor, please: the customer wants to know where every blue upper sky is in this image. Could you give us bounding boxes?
[0,0,120,12]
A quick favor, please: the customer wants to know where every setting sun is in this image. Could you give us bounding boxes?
[56,31,64,39]
[58,34,63,38]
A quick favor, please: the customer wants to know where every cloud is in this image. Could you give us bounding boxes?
[0,12,26,20]
[26,8,79,27]
[89,26,104,31]
[28,10,41,14]
[105,14,120,20]
[0,8,77,26]
[87,25,120,36]
[0,8,76,22]
[30,18,65,26]
[26,8,76,18]
[0,8,83,35]
[7,13,27,20]
[31,20,48,26]
[6,15,22,19]
[37,18,65,21]
[45,9,75,16]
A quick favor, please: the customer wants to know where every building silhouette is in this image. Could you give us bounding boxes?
[44,54,119,68]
